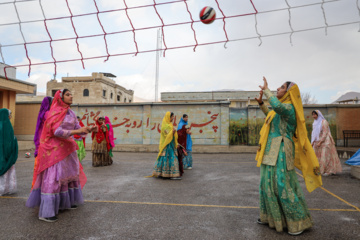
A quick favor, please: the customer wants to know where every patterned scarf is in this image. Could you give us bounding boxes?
[36,90,78,174]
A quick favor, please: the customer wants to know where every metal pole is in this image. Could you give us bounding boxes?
[155,28,161,102]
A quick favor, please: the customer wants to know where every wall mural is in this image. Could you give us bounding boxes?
[229,107,338,146]
[72,104,227,145]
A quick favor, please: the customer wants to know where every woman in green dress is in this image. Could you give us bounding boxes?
[73,116,86,162]
[105,116,115,158]
[152,112,181,180]
[0,109,18,196]
[255,77,322,236]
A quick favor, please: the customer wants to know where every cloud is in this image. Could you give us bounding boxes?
[25,72,53,93]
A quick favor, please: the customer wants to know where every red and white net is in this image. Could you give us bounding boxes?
[0,0,359,78]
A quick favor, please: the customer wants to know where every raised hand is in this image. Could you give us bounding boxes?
[255,90,264,104]
[259,76,268,90]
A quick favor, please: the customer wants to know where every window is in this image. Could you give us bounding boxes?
[52,90,59,97]
[235,101,247,108]
[117,95,120,101]
[124,98,127,103]
[83,89,89,97]
[103,90,106,97]
[110,92,113,99]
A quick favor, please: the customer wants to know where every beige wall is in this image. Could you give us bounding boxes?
[14,103,41,135]
[229,99,269,108]
[15,101,360,147]
[15,102,230,145]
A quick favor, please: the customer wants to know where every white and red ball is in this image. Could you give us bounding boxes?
[200,6,216,24]
[25,152,31,158]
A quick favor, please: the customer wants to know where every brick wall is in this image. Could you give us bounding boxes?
[336,107,360,145]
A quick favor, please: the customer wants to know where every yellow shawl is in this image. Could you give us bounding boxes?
[157,111,178,159]
[256,84,322,193]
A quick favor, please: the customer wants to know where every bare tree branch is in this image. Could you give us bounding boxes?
[301,92,318,104]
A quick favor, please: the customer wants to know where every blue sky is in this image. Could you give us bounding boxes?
[0,0,359,103]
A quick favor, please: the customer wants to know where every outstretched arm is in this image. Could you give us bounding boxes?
[55,121,89,138]
[255,89,270,116]
[260,77,293,116]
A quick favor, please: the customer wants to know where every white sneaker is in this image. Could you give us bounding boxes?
[187,167,192,170]
[39,216,58,223]
[288,230,304,236]
[171,177,182,180]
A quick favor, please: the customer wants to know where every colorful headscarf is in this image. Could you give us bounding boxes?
[36,90,78,174]
[177,117,192,151]
[177,125,187,149]
[157,112,178,159]
[34,97,52,157]
[256,83,322,193]
[311,110,330,144]
[105,116,115,148]
[0,108,18,176]
[92,118,111,151]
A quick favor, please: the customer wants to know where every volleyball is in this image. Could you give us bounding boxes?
[25,152,31,158]
[200,6,216,24]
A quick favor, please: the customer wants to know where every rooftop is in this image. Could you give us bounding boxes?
[333,92,360,103]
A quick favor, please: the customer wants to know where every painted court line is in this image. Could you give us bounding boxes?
[17,159,255,164]
[295,172,360,212]
[0,196,357,212]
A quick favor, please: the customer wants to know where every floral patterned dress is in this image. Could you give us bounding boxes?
[313,120,342,175]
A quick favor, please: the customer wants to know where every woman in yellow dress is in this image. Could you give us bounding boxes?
[152,112,181,180]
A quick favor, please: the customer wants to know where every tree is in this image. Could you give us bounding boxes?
[301,92,318,105]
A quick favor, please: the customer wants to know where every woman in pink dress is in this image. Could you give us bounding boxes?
[311,110,342,176]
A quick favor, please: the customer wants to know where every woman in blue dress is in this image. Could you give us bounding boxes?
[152,112,181,180]
[177,114,193,170]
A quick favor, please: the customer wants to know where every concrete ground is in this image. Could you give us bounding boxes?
[0,151,359,240]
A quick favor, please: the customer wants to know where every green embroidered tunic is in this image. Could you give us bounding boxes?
[258,89,313,233]
[260,89,297,170]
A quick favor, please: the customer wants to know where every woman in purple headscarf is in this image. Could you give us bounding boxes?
[105,116,115,157]
[31,96,52,189]
[34,97,53,157]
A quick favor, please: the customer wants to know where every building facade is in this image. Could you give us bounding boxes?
[0,62,37,126]
[47,72,134,104]
[161,90,276,107]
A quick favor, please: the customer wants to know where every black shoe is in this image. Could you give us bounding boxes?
[39,216,58,223]
[257,219,267,225]
[69,205,77,209]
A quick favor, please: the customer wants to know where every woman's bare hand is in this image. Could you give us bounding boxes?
[255,90,264,104]
[259,76,269,90]
[78,127,89,134]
